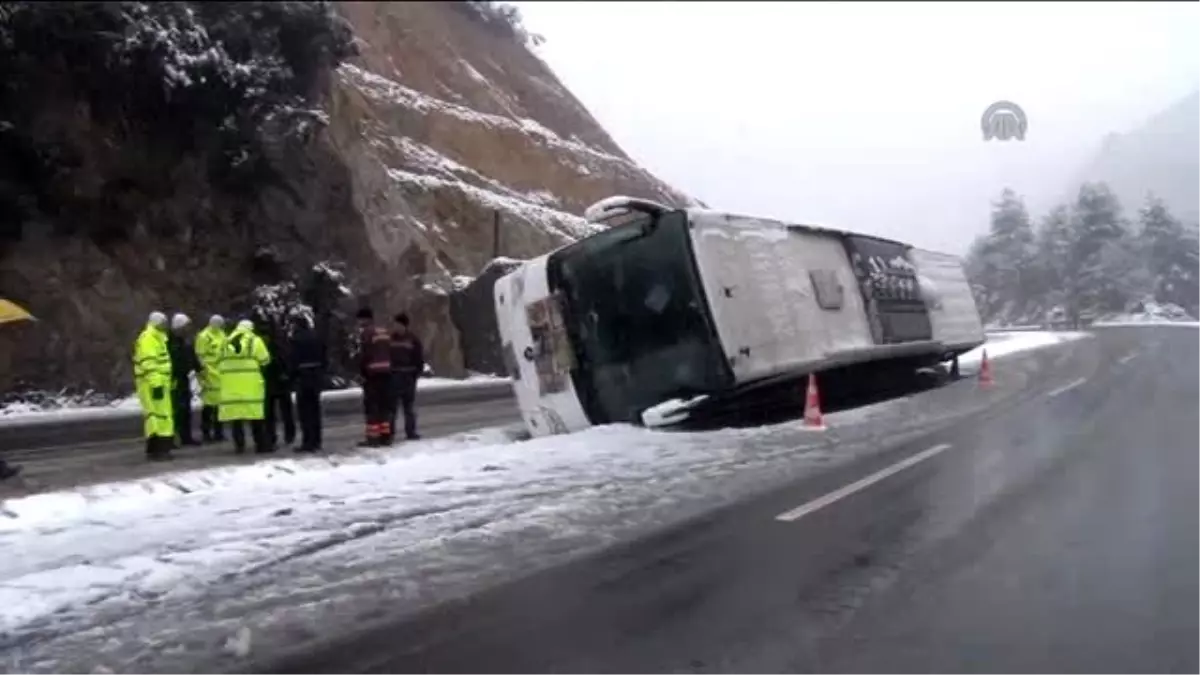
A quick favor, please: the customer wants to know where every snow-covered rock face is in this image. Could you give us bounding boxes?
[0,1,693,393]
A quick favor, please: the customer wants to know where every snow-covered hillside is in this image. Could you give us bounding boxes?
[0,1,695,400]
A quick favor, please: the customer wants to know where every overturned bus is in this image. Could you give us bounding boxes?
[494,196,985,438]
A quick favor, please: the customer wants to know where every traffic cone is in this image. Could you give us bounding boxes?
[978,349,994,388]
[803,373,826,430]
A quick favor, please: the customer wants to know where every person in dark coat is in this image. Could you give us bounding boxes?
[261,320,296,451]
[388,312,425,441]
[288,315,327,452]
[168,313,199,447]
[356,307,393,447]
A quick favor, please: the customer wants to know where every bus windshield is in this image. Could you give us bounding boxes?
[547,209,732,425]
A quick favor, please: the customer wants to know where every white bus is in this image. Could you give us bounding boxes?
[494,197,985,438]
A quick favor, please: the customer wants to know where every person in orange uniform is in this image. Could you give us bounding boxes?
[355,308,393,447]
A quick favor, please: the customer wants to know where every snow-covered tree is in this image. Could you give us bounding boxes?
[1067,182,1140,315]
[965,188,1039,322]
[457,1,544,47]
[967,182,1197,324]
[0,1,355,240]
[1138,195,1199,315]
[1034,204,1074,317]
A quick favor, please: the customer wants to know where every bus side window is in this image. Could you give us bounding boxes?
[810,269,844,310]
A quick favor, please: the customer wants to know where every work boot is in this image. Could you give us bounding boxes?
[148,437,174,461]
[145,437,168,460]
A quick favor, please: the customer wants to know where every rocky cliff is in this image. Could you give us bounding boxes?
[0,1,692,397]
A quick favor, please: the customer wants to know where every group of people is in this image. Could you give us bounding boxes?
[133,310,324,459]
[355,308,426,447]
[130,306,425,461]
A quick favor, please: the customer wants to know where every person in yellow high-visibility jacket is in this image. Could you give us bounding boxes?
[194,314,228,443]
[133,311,175,461]
[219,318,272,454]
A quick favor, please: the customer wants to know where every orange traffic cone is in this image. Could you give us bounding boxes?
[803,373,826,430]
[978,349,994,388]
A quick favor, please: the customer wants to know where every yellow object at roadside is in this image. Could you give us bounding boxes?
[0,298,34,325]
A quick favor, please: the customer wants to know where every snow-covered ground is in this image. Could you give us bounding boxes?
[0,329,1091,672]
[1095,301,1197,326]
[0,374,508,423]
[959,330,1089,370]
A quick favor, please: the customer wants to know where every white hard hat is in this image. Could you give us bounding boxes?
[237,319,254,331]
[148,311,168,327]
[171,313,191,330]
[209,314,225,328]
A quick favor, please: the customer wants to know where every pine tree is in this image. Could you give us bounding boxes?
[1034,204,1074,318]
[968,183,1198,324]
[1067,182,1138,316]
[1138,195,1199,315]
[967,188,1038,323]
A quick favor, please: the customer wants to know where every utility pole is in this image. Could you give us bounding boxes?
[492,209,501,259]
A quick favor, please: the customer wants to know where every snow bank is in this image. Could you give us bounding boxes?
[957,330,1091,370]
[1094,301,1198,328]
[0,425,523,532]
[0,375,509,424]
[0,395,143,421]
[0,416,861,641]
[1092,319,1200,328]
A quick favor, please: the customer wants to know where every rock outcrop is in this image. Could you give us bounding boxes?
[0,1,692,394]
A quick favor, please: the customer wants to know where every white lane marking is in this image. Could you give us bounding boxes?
[1046,377,1088,399]
[775,443,953,523]
[1117,352,1138,365]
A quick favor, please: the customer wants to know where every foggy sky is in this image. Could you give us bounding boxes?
[514,1,1199,253]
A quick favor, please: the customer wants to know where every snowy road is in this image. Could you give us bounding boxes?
[0,376,513,453]
[274,324,1194,674]
[3,396,521,497]
[2,331,1094,672]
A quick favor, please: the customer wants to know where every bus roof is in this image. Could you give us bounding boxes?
[683,206,914,250]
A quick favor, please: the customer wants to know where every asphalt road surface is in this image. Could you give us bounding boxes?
[3,396,521,496]
[265,325,1198,674]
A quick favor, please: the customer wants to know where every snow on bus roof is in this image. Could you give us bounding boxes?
[578,195,944,258]
[684,206,915,250]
